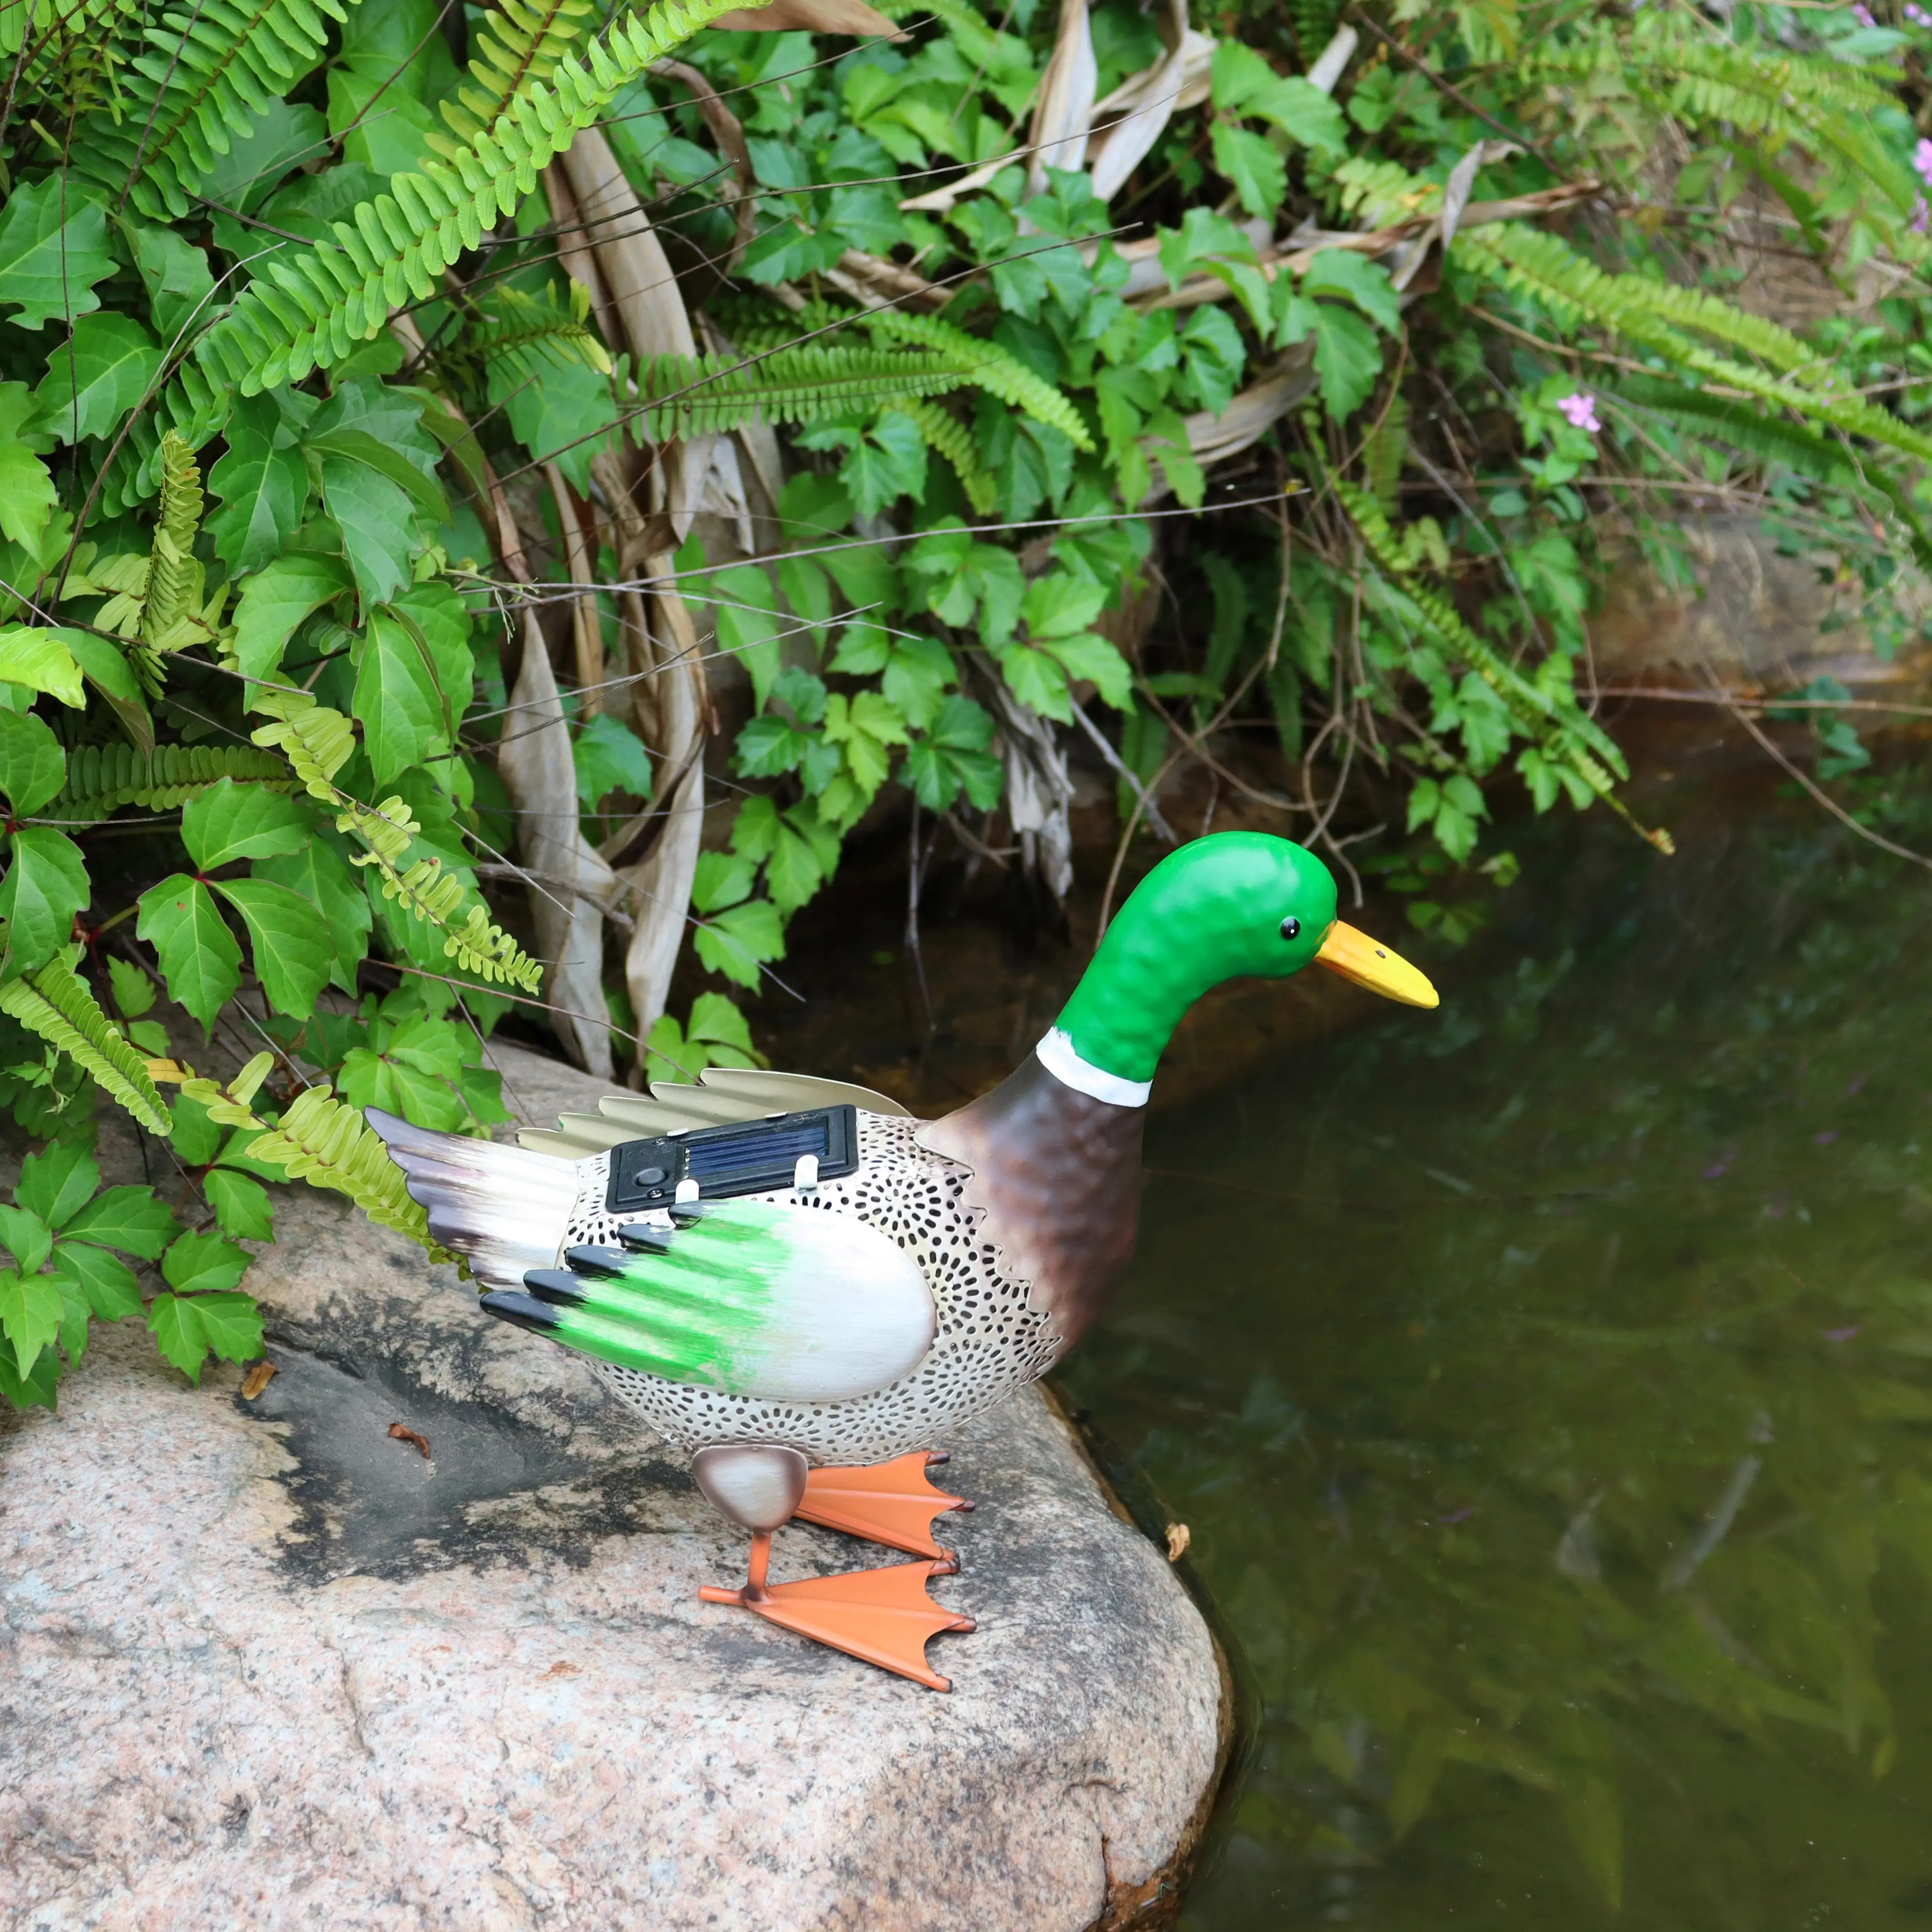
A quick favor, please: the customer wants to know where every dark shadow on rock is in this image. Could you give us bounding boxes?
[241,1332,692,1584]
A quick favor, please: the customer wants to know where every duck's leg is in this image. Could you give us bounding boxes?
[794,1451,974,1567]
[691,1444,974,1692]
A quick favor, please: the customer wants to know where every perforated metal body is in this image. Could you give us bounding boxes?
[560,1111,1062,1463]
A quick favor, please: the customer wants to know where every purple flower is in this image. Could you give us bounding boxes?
[1915,138,1932,186]
[1823,1325,1863,1342]
[1557,391,1601,433]
[1907,3,1929,24]
[1854,3,1877,23]
[1915,195,1930,235]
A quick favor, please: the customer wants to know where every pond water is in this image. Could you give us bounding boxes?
[1058,746,1932,1928]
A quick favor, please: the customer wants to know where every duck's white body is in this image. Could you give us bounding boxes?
[376,1069,1059,1464]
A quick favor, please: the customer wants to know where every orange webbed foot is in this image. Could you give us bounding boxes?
[794,1450,974,1565]
[701,1532,974,1690]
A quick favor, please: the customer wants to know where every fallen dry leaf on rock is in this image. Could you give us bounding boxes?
[388,1423,432,1461]
[240,1362,277,1399]
[1165,1522,1191,1562]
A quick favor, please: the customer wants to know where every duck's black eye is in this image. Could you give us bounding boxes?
[1280,917,1301,941]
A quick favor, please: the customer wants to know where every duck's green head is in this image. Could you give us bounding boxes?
[1041,832,1437,1106]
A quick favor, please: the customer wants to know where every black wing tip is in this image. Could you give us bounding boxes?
[564,1245,631,1278]
[616,1221,676,1252]
[519,1270,590,1307]
[481,1289,566,1331]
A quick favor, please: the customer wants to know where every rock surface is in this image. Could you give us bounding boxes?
[1589,512,1932,693]
[0,1044,1227,1932]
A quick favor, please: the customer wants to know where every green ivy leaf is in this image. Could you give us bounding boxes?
[1302,250,1402,334]
[694,898,785,988]
[0,708,66,814]
[714,563,785,712]
[51,1237,143,1320]
[1210,45,1346,154]
[1305,304,1383,422]
[162,1229,251,1295]
[59,1184,177,1259]
[1020,572,1109,639]
[36,312,162,444]
[136,874,242,1032]
[0,827,90,974]
[0,177,116,331]
[488,351,618,493]
[231,552,353,684]
[998,643,1073,721]
[208,393,309,575]
[212,878,333,1019]
[255,831,372,994]
[108,954,157,1018]
[146,1291,208,1380]
[0,626,86,707]
[353,607,447,784]
[1042,631,1134,710]
[692,850,757,912]
[0,1204,53,1275]
[574,712,654,810]
[186,1289,262,1363]
[17,1139,100,1230]
[52,1269,90,1362]
[124,222,217,342]
[64,631,154,752]
[319,458,416,611]
[180,779,311,869]
[0,1266,62,1376]
[1210,124,1289,220]
[0,429,57,550]
[0,1331,60,1409]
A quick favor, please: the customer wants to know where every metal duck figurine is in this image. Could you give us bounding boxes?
[369,832,1438,1689]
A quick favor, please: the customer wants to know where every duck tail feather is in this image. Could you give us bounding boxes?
[365,1109,583,1291]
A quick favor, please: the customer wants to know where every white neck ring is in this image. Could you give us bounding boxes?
[1034,1028,1152,1108]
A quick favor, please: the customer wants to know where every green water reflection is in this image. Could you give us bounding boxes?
[1060,775,1932,1928]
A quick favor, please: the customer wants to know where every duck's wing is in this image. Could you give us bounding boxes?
[515,1066,911,1158]
[485,1201,935,1403]
[366,1108,583,1292]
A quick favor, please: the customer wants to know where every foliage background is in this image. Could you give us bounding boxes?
[0,0,1927,1501]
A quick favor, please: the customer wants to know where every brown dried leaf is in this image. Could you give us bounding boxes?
[240,1360,278,1399]
[710,0,906,36]
[1164,1521,1191,1562]
[388,1422,432,1460]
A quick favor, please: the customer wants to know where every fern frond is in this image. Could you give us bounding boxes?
[55,743,295,818]
[631,346,983,440]
[144,430,206,652]
[246,1085,449,1258]
[5,0,141,118]
[340,794,545,991]
[468,283,613,377]
[196,0,762,394]
[249,691,356,800]
[0,951,172,1134]
[1460,225,1932,466]
[102,360,232,512]
[883,397,998,514]
[1610,374,1932,572]
[243,697,544,990]
[1530,20,1914,214]
[1334,478,1675,854]
[72,0,347,220]
[859,307,1096,451]
[433,0,593,152]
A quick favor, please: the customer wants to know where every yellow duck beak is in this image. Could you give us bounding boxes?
[1313,921,1440,1009]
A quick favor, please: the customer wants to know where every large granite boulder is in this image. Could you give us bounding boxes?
[0,1044,1227,1931]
